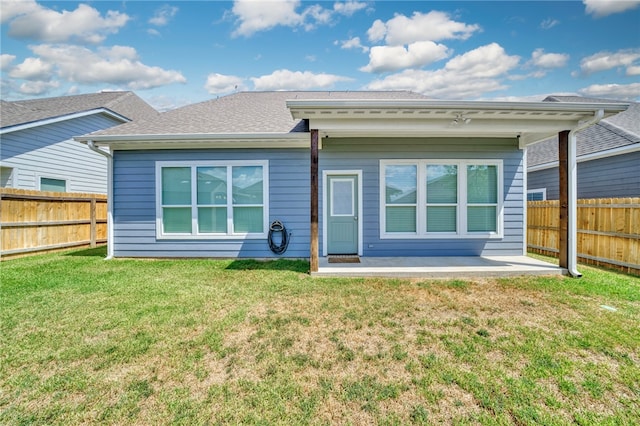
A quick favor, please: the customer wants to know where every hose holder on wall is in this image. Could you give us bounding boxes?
[268,220,290,255]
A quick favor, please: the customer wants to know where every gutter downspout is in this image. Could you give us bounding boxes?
[567,109,604,277]
[88,140,114,259]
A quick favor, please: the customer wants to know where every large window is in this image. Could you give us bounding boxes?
[380,160,503,238]
[156,161,268,239]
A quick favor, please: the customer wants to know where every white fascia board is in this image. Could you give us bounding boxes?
[74,132,310,150]
[528,142,640,172]
[0,108,129,135]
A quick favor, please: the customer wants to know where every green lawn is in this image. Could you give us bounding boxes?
[1,248,639,425]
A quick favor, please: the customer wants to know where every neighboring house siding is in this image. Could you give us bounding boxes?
[112,138,524,258]
[1,114,120,193]
[319,138,524,257]
[528,150,640,200]
[112,149,310,258]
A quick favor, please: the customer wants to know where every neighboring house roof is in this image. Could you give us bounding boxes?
[528,96,639,168]
[86,91,429,137]
[0,91,159,130]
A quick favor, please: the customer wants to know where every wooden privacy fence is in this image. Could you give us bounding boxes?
[528,198,640,275]
[0,188,107,258]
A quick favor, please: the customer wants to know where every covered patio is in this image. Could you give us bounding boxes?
[315,255,564,279]
[288,99,629,278]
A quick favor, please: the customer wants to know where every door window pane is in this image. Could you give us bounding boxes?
[332,179,353,216]
[162,167,191,205]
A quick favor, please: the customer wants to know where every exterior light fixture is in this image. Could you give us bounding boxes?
[451,113,471,125]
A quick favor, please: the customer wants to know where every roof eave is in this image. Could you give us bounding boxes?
[287,99,629,116]
[74,132,311,150]
[0,108,130,134]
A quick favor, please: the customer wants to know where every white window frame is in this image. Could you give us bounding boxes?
[527,188,547,201]
[155,160,269,240]
[38,175,68,192]
[380,159,503,239]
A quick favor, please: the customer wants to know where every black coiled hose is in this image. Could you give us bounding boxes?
[268,220,290,254]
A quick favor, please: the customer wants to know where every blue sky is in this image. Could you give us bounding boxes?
[1,0,639,110]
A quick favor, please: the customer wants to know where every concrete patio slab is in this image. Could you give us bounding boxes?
[314,255,566,279]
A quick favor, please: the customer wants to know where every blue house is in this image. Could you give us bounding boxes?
[528,96,640,200]
[76,91,626,276]
[0,92,158,194]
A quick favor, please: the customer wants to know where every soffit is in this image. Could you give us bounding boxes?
[287,100,629,146]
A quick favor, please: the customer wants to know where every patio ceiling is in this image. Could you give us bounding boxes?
[287,99,628,147]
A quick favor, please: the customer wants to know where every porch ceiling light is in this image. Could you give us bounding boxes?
[451,113,471,125]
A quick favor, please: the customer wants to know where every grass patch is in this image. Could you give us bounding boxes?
[1,247,639,424]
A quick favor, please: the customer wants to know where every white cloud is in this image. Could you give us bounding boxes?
[30,44,186,90]
[366,19,387,43]
[231,0,303,37]
[147,28,161,37]
[530,49,569,69]
[366,11,480,45]
[204,73,246,95]
[540,18,560,29]
[339,36,369,53]
[0,0,38,24]
[149,5,178,26]
[583,0,640,17]
[366,43,520,99]
[18,80,60,96]
[5,2,129,44]
[445,43,520,78]
[230,0,367,37]
[1,54,16,71]
[579,49,640,75]
[302,4,334,30]
[360,41,450,73]
[9,57,53,80]
[579,82,640,100]
[626,65,640,76]
[251,69,353,90]
[333,1,368,16]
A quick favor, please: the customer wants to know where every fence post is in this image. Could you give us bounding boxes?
[90,197,97,248]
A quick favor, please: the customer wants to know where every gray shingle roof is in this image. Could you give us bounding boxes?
[529,96,639,167]
[0,91,158,129]
[89,91,429,137]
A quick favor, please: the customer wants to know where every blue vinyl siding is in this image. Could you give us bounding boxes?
[319,137,524,257]
[0,113,121,193]
[112,149,310,258]
[112,137,524,258]
[528,150,640,200]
